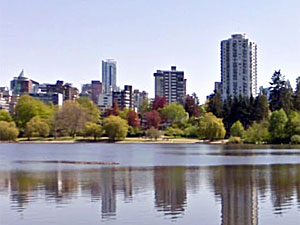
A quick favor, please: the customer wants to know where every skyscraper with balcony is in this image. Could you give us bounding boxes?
[154,66,186,105]
[102,59,117,93]
[221,34,257,100]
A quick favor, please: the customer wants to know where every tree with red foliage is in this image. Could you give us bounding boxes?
[152,96,167,110]
[144,110,161,128]
[127,110,140,127]
[185,95,200,117]
[106,100,120,116]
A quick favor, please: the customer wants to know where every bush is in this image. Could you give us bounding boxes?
[291,135,300,144]
[164,127,184,137]
[230,120,244,137]
[146,127,161,140]
[183,126,198,138]
[244,121,270,144]
[0,121,19,141]
[227,136,242,144]
[103,115,129,141]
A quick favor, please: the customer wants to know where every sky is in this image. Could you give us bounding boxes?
[0,0,299,103]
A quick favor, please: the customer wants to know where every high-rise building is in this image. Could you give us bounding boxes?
[154,66,186,105]
[91,81,102,105]
[102,59,117,93]
[112,85,133,110]
[220,34,257,100]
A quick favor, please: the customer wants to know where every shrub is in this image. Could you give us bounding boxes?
[164,127,184,137]
[146,127,161,140]
[244,121,270,144]
[227,136,242,144]
[230,120,244,137]
[0,121,19,141]
[291,135,300,144]
[183,126,198,138]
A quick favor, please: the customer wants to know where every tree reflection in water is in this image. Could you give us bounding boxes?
[0,165,299,223]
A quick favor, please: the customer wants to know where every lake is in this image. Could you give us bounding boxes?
[0,143,299,225]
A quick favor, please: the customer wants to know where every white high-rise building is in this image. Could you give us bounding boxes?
[102,59,117,93]
[221,34,257,100]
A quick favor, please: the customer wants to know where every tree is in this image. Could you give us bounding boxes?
[161,103,187,126]
[285,111,300,138]
[269,109,288,143]
[103,115,128,141]
[83,122,103,140]
[185,95,200,117]
[14,95,53,129]
[254,94,269,122]
[230,120,244,137]
[0,110,12,122]
[24,116,50,140]
[152,96,167,110]
[146,127,161,140]
[294,77,300,111]
[56,101,87,137]
[127,110,140,127]
[244,121,270,144]
[106,100,120,116]
[138,99,150,114]
[76,97,100,122]
[144,110,161,129]
[207,93,223,118]
[0,121,19,141]
[198,113,226,140]
[269,70,293,113]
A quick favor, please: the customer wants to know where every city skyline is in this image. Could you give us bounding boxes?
[0,0,299,103]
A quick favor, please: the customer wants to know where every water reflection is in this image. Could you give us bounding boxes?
[0,165,299,224]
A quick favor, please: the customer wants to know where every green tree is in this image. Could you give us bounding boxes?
[269,109,288,143]
[83,122,103,140]
[0,110,12,122]
[24,116,50,140]
[269,70,294,113]
[198,113,226,140]
[56,101,87,137]
[161,103,187,126]
[230,120,245,137]
[0,121,19,141]
[183,126,198,138]
[285,111,300,138]
[254,94,269,122]
[294,77,300,111]
[103,115,128,141]
[207,93,223,118]
[138,99,150,114]
[14,95,53,129]
[76,97,100,122]
[244,121,270,144]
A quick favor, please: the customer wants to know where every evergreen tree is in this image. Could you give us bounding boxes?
[254,94,269,122]
[207,93,223,118]
[294,77,300,111]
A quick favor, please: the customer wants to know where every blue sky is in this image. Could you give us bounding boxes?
[0,0,299,102]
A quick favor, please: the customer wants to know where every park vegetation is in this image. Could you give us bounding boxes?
[0,70,300,144]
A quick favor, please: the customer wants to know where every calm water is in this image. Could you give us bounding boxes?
[0,143,299,225]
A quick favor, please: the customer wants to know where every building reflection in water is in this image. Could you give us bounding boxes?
[0,165,299,222]
[154,167,187,219]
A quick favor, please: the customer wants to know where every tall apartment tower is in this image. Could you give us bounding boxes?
[102,59,117,93]
[221,34,257,100]
[154,66,186,105]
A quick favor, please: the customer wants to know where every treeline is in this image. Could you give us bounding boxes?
[207,70,300,144]
[0,70,299,144]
